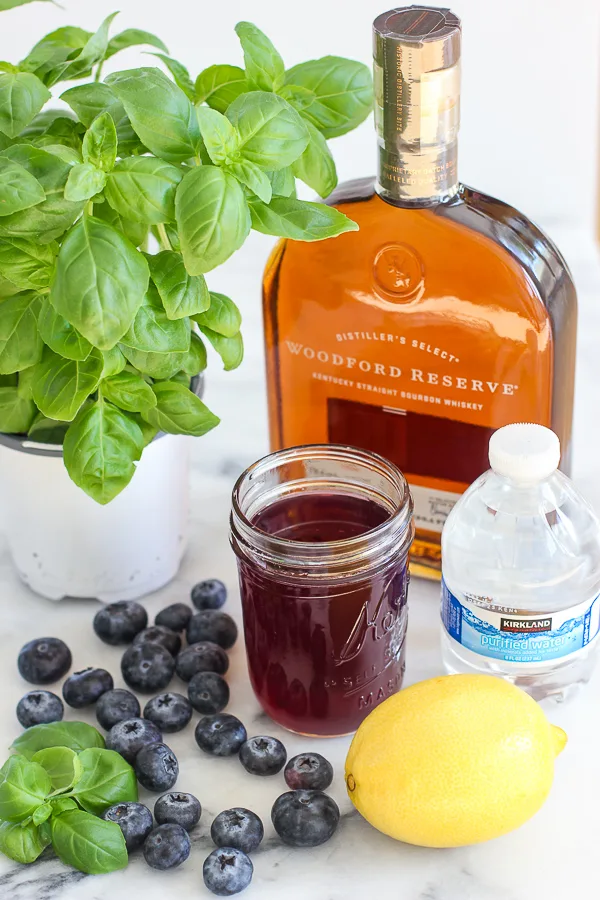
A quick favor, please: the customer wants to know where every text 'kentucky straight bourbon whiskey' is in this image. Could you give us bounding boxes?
[262,6,577,578]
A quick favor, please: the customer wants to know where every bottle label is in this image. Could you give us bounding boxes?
[441,579,600,664]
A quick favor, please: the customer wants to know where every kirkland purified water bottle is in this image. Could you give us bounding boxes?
[441,423,600,701]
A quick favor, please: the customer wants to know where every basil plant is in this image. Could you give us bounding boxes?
[0,13,372,503]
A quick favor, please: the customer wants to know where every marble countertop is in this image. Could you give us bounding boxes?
[1,224,599,900]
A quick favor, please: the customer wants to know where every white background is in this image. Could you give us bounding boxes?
[0,0,598,230]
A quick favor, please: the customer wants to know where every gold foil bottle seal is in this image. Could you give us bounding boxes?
[373,6,461,203]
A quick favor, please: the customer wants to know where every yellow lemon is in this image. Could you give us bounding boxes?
[345,674,566,848]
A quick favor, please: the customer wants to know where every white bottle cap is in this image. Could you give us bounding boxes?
[488,423,560,483]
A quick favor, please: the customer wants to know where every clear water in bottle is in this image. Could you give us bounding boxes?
[441,423,600,701]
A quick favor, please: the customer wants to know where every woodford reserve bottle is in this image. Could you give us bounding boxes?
[262,6,577,579]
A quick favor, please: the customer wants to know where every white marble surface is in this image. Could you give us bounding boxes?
[1,225,599,899]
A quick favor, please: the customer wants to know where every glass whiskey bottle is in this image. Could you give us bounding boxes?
[262,5,577,579]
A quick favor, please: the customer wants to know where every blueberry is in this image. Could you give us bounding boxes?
[187,611,238,650]
[175,642,229,682]
[16,690,64,728]
[155,603,192,633]
[135,742,179,792]
[211,808,264,854]
[284,753,334,791]
[144,693,192,733]
[154,792,201,831]
[133,626,181,657]
[203,847,253,896]
[191,579,227,610]
[106,717,162,764]
[143,823,190,870]
[195,714,247,757]
[102,802,153,851]
[188,671,230,715]
[93,601,148,645]
[96,689,141,731]
[62,667,113,708]
[18,637,71,685]
[271,790,340,847]
[121,642,175,693]
[239,735,287,776]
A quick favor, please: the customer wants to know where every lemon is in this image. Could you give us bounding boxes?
[345,674,566,848]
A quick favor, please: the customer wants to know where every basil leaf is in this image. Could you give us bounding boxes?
[151,53,195,101]
[61,82,141,155]
[19,27,91,84]
[102,370,157,413]
[120,344,187,380]
[249,195,358,240]
[11,722,106,759]
[50,796,78,815]
[0,756,52,822]
[0,236,56,290]
[64,163,106,202]
[93,199,147,248]
[196,106,238,165]
[278,84,317,112]
[105,28,168,61]
[292,120,337,197]
[0,386,35,432]
[70,748,138,815]
[176,166,250,275]
[181,331,207,376]
[57,14,118,85]
[0,272,17,297]
[101,344,126,378]
[107,67,201,163]
[82,112,117,172]
[32,747,83,793]
[195,64,247,113]
[284,56,373,138]
[0,291,42,373]
[267,166,296,198]
[0,72,50,138]
[104,156,183,225]
[193,291,241,337]
[143,381,219,436]
[200,326,244,371]
[40,143,82,166]
[38,295,93,361]
[148,250,209,320]
[32,347,103,422]
[226,92,308,171]
[51,808,128,875]
[234,21,284,92]
[162,221,180,251]
[0,157,45,216]
[0,819,50,864]
[27,413,69,444]
[226,160,271,203]
[0,0,53,9]
[16,364,35,398]
[121,284,190,353]
[51,216,149,350]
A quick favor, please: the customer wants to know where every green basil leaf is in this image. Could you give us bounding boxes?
[267,166,296,198]
[278,84,317,112]
[0,0,53,9]
[226,91,308,170]
[50,808,128,875]
[61,82,141,156]
[193,291,241,337]
[104,156,182,225]
[195,64,248,113]
[0,819,50,865]
[292,120,337,197]
[0,157,45,216]
[50,796,78,815]
[249,195,358,240]
[0,291,42,373]
[32,114,84,153]
[106,67,201,163]
[143,380,219,436]
[102,370,156,413]
[0,272,17,297]
[27,412,69,444]
[101,344,126,378]
[119,344,187,380]
[226,160,271,203]
[0,236,56,290]
[20,108,77,138]
[0,72,51,138]
[32,747,83,793]
[64,162,106,202]
[38,295,93,361]
[121,284,190,353]
[176,166,250,275]
[32,346,103,422]
[148,250,209,320]
[32,801,53,825]
[51,216,149,350]
[196,106,238,165]
[11,722,106,759]
[0,756,52,822]
[20,27,92,84]
[151,53,195,101]
[284,56,373,138]
[234,21,284,92]
[105,28,168,61]
[57,14,119,85]
[63,398,144,504]
[70,748,138,815]
[16,363,35,398]
[181,331,207,376]
[0,386,35,432]
[162,221,180,251]
[93,199,147,248]
[40,143,82,165]
[199,326,244,371]
[168,370,192,385]
[82,112,117,172]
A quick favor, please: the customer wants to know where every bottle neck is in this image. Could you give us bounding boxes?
[376,139,459,206]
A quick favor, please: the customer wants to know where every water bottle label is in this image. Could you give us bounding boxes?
[441,579,600,664]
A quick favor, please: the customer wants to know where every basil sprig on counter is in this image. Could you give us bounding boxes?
[0,11,371,502]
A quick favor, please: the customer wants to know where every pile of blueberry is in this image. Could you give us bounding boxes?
[15,580,340,895]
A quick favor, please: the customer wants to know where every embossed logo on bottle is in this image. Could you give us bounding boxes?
[373,243,424,300]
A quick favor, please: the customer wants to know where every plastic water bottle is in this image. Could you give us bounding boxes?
[440,423,600,701]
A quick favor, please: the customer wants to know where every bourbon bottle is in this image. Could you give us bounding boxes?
[262,6,577,579]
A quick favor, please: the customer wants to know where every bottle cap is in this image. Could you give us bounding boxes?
[488,423,561,483]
